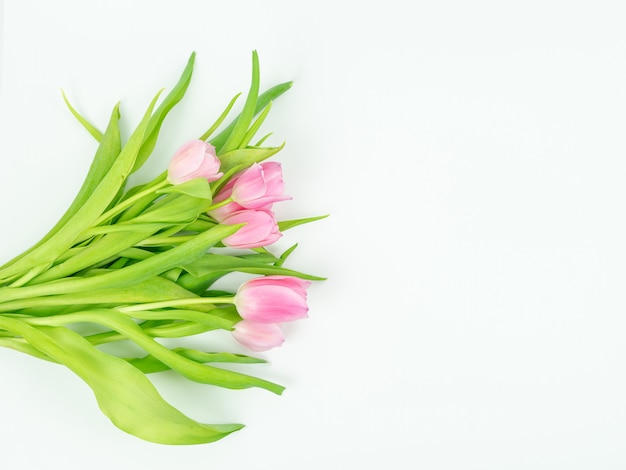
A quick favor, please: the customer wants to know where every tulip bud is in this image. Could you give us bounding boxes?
[232,320,285,351]
[167,139,223,184]
[234,275,311,323]
[231,162,290,208]
[209,162,290,221]
[221,209,282,249]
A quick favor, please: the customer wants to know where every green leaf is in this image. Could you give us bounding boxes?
[86,321,216,345]
[278,214,329,232]
[61,89,103,141]
[254,132,273,146]
[239,101,272,148]
[78,223,170,238]
[210,81,293,151]
[131,52,196,174]
[240,252,281,263]
[27,310,285,394]
[123,308,233,330]
[217,144,285,174]
[30,226,166,284]
[0,91,161,282]
[0,317,242,444]
[131,194,212,224]
[175,249,325,294]
[0,103,122,276]
[0,223,244,302]
[199,93,242,142]
[157,177,212,200]
[128,348,265,374]
[218,51,260,154]
[275,243,298,267]
[0,337,57,363]
[209,164,244,195]
[182,253,325,280]
[116,171,168,222]
[0,276,198,314]
[176,271,229,295]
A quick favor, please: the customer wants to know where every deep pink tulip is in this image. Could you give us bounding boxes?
[221,209,282,249]
[209,162,290,221]
[232,320,285,351]
[234,275,311,323]
[167,139,223,184]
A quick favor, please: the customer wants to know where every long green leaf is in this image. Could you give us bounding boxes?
[61,90,103,141]
[30,226,166,284]
[0,223,243,302]
[0,317,242,444]
[217,144,285,174]
[210,81,293,150]
[278,214,330,232]
[0,104,122,275]
[131,52,196,173]
[218,51,260,154]
[239,102,272,148]
[129,348,265,374]
[199,93,241,142]
[0,276,198,314]
[27,310,284,394]
[0,92,161,282]
[182,253,325,280]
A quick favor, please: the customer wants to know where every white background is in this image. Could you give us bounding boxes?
[1,1,626,468]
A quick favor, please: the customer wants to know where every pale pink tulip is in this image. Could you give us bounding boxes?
[232,320,285,351]
[221,209,282,249]
[167,139,223,184]
[234,275,311,323]
[209,162,290,221]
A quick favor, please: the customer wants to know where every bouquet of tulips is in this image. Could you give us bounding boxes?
[0,51,325,445]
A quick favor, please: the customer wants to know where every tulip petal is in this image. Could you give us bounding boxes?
[232,164,268,204]
[232,321,284,351]
[235,284,309,323]
[221,210,282,249]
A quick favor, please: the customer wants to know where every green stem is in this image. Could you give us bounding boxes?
[119,297,235,312]
[137,235,195,247]
[0,223,242,303]
[93,179,169,227]
[17,310,283,394]
[204,197,234,213]
[9,263,51,288]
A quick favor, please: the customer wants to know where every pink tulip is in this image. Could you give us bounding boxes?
[209,162,290,221]
[167,139,223,184]
[221,209,282,249]
[234,275,311,323]
[232,320,285,352]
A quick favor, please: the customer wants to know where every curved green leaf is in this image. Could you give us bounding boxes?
[131,52,196,173]
[0,317,243,444]
[0,91,161,282]
[27,309,284,394]
[217,144,285,174]
[210,81,293,150]
[61,90,103,141]
[0,103,121,276]
[219,51,260,154]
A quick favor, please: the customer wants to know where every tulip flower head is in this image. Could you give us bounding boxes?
[221,209,282,249]
[232,320,285,352]
[209,162,290,221]
[167,139,223,184]
[234,275,311,323]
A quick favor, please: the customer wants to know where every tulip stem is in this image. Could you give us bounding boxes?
[93,180,169,227]
[205,197,234,213]
[119,297,235,312]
